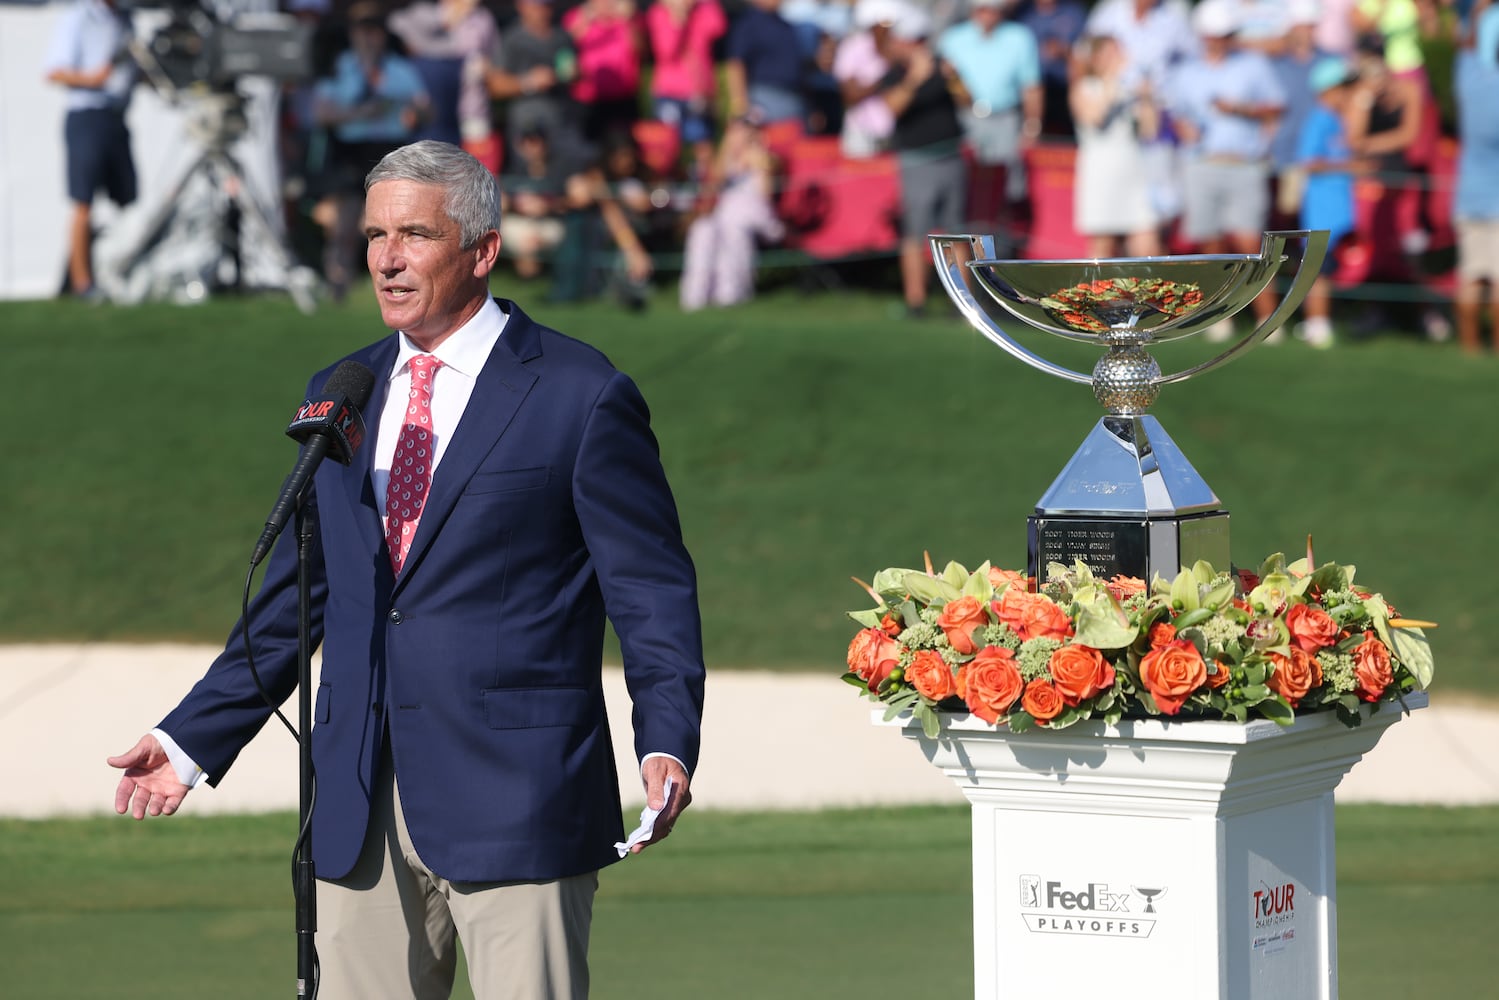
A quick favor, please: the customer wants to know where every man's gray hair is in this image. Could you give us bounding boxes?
[365,141,501,248]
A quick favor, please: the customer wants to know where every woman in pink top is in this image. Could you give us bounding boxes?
[564,0,646,141]
[646,0,728,176]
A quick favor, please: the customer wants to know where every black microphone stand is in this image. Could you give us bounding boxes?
[294,496,318,998]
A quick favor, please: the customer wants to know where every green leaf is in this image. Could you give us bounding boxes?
[848,609,883,629]
[1242,662,1266,687]
[1072,593,1139,650]
[1201,577,1236,610]
[1389,627,1435,689]
[1007,712,1036,733]
[939,561,970,591]
[886,689,919,709]
[962,567,996,603]
[841,673,869,690]
[872,567,920,598]
[904,572,962,606]
[1173,606,1213,630]
[1240,683,1273,703]
[1257,698,1295,725]
[1364,594,1393,645]
[1190,560,1218,586]
[917,702,941,739]
[1169,568,1200,612]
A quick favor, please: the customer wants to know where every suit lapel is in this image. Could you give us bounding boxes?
[393,301,542,590]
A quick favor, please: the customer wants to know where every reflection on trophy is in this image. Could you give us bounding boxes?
[931,230,1329,584]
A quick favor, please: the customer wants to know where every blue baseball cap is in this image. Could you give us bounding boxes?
[1309,57,1354,94]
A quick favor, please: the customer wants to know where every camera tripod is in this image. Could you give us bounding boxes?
[105,85,321,313]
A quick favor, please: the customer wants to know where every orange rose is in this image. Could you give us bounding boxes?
[936,595,989,655]
[907,649,957,702]
[1206,658,1232,689]
[1048,644,1115,706]
[956,646,1025,724]
[879,612,903,638]
[1266,647,1322,707]
[992,587,1031,635]
[1148,621,1177,649]
[1139,638,1208,715]
[1107,575,1146,600]
[1018,596,1074,642]
[1021,679,1066,724]
[1287,604,1339,653]
[988,567,1030,592]
[846,627,900,692]
[1352,634,1394,702]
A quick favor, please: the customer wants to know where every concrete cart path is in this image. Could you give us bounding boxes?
[3,644,1496,820]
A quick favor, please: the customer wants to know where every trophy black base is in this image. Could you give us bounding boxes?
[1027,511,1231,585]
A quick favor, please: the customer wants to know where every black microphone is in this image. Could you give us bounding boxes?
[251,360,377,566]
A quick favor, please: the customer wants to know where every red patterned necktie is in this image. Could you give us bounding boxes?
[385,354,442,573]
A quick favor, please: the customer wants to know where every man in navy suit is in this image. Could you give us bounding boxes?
[107,140,705,1000]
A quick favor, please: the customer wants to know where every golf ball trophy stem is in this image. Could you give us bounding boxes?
[931,230,1329,584]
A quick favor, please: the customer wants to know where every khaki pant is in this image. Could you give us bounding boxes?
[316,755,597,1000]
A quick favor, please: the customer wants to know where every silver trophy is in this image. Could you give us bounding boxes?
[931,230,1329,584]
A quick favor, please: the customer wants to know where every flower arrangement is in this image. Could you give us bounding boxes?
[844,547,1434,739]
[1039,278,1204,333]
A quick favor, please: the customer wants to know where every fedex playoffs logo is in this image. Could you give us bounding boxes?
[1017,876,1165,938]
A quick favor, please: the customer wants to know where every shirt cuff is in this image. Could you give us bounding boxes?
[151,728,211,789]
[640,751,689,780]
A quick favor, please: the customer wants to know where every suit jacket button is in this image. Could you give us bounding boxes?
[388,609,403,624]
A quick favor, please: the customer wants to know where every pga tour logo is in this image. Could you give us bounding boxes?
[1251,881,1299,954]
[1017,876,1166,939]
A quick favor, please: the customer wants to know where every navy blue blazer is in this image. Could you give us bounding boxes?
[160,300,706,882]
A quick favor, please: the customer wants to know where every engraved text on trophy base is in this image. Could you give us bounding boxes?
[1028,512,1232,584]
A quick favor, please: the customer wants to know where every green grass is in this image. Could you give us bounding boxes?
[0,804,1492,998]
[4,288,1496,694]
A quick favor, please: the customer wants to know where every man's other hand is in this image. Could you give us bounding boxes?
[108,734,191,820]
[634,756,692,854]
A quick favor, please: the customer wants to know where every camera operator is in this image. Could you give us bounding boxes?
[43,0,141,303]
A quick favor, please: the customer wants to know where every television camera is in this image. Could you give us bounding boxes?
[108,0,320,312]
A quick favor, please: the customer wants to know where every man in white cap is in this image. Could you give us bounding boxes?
[1165,0,1287,336]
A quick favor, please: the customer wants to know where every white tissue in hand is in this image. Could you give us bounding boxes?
[614,776,675,858]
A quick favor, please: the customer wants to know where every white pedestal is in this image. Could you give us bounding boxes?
[883,692,1426,1000]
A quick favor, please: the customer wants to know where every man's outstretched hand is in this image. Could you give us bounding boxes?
[108,734,191,820]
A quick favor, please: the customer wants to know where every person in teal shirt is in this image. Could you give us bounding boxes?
[937,0,1042,238]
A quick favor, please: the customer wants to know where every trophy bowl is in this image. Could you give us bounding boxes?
[967,252,1281,345]
[929,229,1330,584]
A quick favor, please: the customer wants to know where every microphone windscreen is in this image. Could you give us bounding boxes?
[323,360,376,411]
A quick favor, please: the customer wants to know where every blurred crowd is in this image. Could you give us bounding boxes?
[47,0,1499,350]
